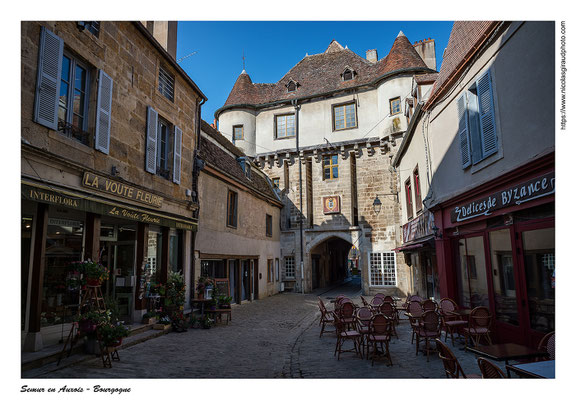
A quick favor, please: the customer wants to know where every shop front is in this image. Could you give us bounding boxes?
[395,210,439,300]
[433,158,554,347]
[197,256,259,304]
[21,178,197,351]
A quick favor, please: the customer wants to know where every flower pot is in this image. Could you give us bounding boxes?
[142,317,157,325]
[78,320,98,334]
[86,278,101,287]
[153,323,172,331]
[220,304,231,309]
[105,338,123,349]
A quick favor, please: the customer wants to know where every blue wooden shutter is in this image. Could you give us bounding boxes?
[457,93,472,168]
[145,107,158,173]
[172,126,182,184]
[34,26,63,130]
[477,70,498,158]
[94,70,113,154]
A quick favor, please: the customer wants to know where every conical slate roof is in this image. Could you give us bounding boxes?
[220,33,434,114]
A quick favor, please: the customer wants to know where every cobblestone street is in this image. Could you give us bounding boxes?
[31,278,504,379]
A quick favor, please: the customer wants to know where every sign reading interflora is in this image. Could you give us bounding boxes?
[450,171,555,223]
[82,172,163,208]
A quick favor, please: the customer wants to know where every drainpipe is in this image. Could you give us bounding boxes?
[292,99,304,294]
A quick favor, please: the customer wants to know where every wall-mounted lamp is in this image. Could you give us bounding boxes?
[372,195,382,216]
[432,225,443,239]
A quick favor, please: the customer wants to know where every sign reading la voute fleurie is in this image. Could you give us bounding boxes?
[82,172,163,208]
[450,171,555,223]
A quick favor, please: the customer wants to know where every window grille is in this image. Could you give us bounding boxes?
[158,65,175,102]
[369,252,397,286]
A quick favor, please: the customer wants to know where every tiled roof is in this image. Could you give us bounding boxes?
[414,72,438,84]
[220,33,433,114]
[426,21,500,108]
[199,120,278,202]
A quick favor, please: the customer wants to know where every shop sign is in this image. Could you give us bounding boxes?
[323,196,341,214]
[48,218,82,228]
[22,183,197,231]
[403,210,435,243]
[82,172,163,208]
[450,171,555,223]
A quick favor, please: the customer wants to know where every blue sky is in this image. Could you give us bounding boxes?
[176,21,454,123]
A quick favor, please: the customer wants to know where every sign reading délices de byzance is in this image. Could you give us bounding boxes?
[82,172,163,208]
[450,171,555,223]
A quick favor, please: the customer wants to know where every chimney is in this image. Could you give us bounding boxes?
[212,119,218,130]
[413,38,436,71]
[366,49,378,63]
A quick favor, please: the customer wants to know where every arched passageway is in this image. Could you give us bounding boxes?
[309,237,353,290]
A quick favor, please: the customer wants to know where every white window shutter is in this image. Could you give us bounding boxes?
[477,70,498,158]
[173,126,182,184]
[145,107,158,173]
[457,93,472,168]
[94,70,113,154]
[34,26,63,130]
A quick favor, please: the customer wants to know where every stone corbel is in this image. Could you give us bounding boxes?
[285,152,294,166]
[353,143,361,158]
[265,154,273,169]
[340,145,347,160]
[274,153,281,167]
[300,151,307,165]
[380,138,389,155]
[366,142,375,156]
[313,149,321,163]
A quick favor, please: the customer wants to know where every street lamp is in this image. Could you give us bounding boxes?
[372,195,382,216]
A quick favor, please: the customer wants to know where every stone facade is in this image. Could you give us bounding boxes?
[217,33,437,296]
[21,21,205,351]
[195,122,283,301]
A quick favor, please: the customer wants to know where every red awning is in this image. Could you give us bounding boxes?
[392,243,424,252]
[392,236,435,252]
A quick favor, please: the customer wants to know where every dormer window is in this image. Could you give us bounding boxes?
[237,157,252,179]
[341,67,356,81]
[286,80,299,93]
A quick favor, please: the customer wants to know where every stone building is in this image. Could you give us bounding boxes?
[216,33,437,295]
[21,21,206,351]
[392,21,555,346]
[194,121,282,303]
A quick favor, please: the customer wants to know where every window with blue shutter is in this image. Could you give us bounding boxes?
[458,68,499,168]
[94,70,113,154]
[34,27,64,130]
[457,93,472,168]
[172,126,182,184]
[476,70,498,158]
[146,107,159,173]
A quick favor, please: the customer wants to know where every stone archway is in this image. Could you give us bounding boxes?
[307,234,354,290]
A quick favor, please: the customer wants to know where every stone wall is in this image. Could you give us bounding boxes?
[21,21,202,205]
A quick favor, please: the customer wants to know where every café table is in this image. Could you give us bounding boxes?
[466,343,548,377]
[506,360,555,379]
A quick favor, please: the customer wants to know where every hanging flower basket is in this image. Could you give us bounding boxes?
[86,277,101,287]
[78,320,98,334]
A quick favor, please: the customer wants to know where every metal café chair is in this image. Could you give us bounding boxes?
[435,338,481,378]
[537,331,555,361]
[415,310,442,361]
[378,302,399,338]
[355,306,373,357]
[367,314,393,366]
[317,298,335,337]
[406,300,423,344]
[477,357,507,378]
[334,314,363,360]
[462,306,493,347]
[439,298,468,346]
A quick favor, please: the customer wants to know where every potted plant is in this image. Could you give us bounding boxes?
[142,311,158,325]
[196,276,213,299]
[97,322,129,349]
[69,260,109,286]
[200,316,214,329]
[153,315,172,331]
[76,310,105,334]
[189,315,201,329]
[217,295,233,309]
